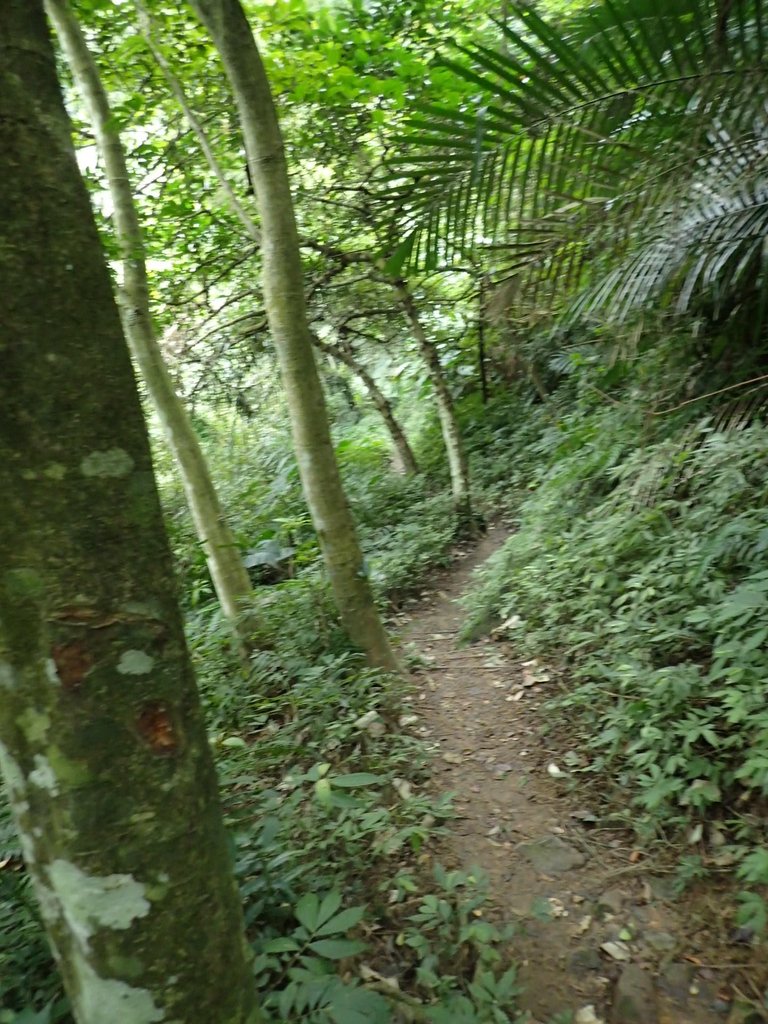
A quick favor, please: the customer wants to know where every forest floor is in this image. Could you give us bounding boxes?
[398,524,762,1024]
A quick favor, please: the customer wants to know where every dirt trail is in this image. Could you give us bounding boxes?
[400,524,736,1024]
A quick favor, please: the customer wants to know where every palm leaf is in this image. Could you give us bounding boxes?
[382,0,767,326]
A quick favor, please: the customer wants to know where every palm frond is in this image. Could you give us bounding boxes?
[382,0,768,326]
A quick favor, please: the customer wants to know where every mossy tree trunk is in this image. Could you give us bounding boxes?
[45,0,258,652]
[0,4,259,1021]
[188,0,399,671]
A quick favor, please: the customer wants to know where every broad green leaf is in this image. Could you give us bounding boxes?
[314,777,333,805]
[316,890,343,928]
[220,736,247,749]
[308,938,367,959]
[326,986,391,1024]
[330,772,382,787]
[382,234,415,277]
[262,937,301,953]
[737,847,768,884]
[295,892,320,932]
[314,906,366,937]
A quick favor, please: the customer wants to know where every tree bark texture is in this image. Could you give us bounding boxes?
[0,5,259,1021]
[45,0,258,650]
[188,0,398,671]
[394,282,474,524]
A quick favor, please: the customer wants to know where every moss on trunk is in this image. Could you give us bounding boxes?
[0,4,259,1020]
[45,0,258,653]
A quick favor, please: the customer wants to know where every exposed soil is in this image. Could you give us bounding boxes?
[398,524,763,1024]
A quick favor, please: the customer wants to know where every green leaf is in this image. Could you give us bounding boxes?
[330,772,382,788]
[262,937,301,953]
[316,890,343,928]
[736,891,768,934]
[8,1007,54,1024]
[326,986,391,1024]
[314,777,333,805]
[314,906,366,937]
[295,893,320,932]
[737,847,768,885]
[278,982,296,1020]
[308,938,367,959]
[717,587,766,621]
[381,234,415,277]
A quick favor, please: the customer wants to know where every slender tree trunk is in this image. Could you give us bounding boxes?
[478,278,490,405]
[311,335,419,476]
[188,0,398,671]
[45,0,258,651]
[138,9,415,480]
[393,282,475,527]
[0,5,259,1021]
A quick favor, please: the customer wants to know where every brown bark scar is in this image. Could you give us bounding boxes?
[52,641,94,690]
[137,702,178,754]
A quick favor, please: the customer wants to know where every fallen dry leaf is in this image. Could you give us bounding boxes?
[600,940,631,961]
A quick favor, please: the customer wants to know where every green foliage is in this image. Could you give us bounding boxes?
[248,868,517,1023]
[397,865,519,1020]
[252,889,378,1022]
[0,859,69,1023]
[0,380,519,1021]
[464,336,768,908]
[389,0,768,333]
[18,0,768,1009]
[197,610,517,1021]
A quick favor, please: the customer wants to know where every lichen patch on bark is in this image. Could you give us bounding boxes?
[0,742,26,802]
[0,660,16,689]
[74,960,166,1023]
[29,754,59,794]
[48,860,152,942]
[17,707,52,743]
[80,447,135,477]
[117,650,155,675]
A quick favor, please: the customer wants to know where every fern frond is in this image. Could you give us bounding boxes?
[382,0,767,328]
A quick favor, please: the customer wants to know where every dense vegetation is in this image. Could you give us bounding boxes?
[1,0,767,1021]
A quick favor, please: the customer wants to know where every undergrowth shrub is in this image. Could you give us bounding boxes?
[465,357,768,920]
[0,395,521,1023]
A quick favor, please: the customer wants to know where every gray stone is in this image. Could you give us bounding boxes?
[644,930,677,953]
[596,888,625,917]
[658,962,691,1004]
[569,947,603,974]
[518,835,587,874]
[645,876,677,901]
[611,965,657,1024]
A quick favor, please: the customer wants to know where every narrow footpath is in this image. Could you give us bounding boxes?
[400,524,750,1024]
